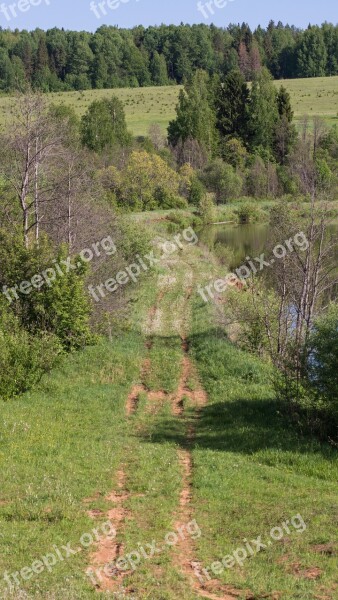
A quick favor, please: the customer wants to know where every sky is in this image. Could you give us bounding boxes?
[0,0,336,32]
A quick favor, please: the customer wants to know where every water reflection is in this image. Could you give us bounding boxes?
[200,223,338,301]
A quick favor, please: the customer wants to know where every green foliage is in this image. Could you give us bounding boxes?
[168,70,218,156]
[236,200,264,224]
[297,26,328,77]
[81,96,131,152]
[0,231,93,351]
[0,301,61,401]
[215,70,249,143]
[0,23,337,94]
[202,159,243,204]
[188,176,206,205]
[197,194,216,224]
[249,68,279,151]
[274,86,297,162]
[115,150,185,211]
[315,157,333,191]
[220,137,248,169]
[307,303,338,415]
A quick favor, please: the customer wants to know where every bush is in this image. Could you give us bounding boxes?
[0,304,62,401]
[202,159,243,204]
[197,194,216,224]
[189,176,206,205]
[307,303,338,422]
[166,211,192,232]
[0,231,93,351]
[236,201,264,224]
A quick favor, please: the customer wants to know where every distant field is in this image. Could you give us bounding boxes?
[0,76,337,137]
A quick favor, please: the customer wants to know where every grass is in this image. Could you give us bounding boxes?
[189,290,338,599]
[1,75,338,137]
[0,333,145,598]
[0,218,337,599]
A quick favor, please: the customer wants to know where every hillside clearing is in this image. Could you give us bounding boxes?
[0,76,337,137]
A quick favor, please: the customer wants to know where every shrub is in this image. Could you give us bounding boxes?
[197,194,216,224]
[203,159,243,204]
[307,303,338,423]
[0,231,93,351]
[236,201,264,224]
[189,176,206,205]
[0,303,62,401]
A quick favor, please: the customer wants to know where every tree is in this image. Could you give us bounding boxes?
[0,49,14,91]
[202,159,243,204]
[248,68,278,151]
[118,151,182,210]
[308,304,338,410]
[168,70,217,157]
[273,86,297,163]
[0,92,66,247]
[81,97,131,153]
[238,41,251,80]
[297,27,327,77]
[214,71,250,144]
[148,123,166,150]
[150,51,169,85]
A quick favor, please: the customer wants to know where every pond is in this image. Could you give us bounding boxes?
[200,222,338,300]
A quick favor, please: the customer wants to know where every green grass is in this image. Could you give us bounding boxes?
[1,219,337,599]
[187,274,338,600]
[0,86,180,137]
[1,75,337,137]
[0,333,145,598]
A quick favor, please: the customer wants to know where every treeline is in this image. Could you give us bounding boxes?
[0,21,338,92]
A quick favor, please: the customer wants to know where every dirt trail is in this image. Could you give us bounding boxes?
[86,263,247,598]
[173,338,246,600]
[86,469,132,593]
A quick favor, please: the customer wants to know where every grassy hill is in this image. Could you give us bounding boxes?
[0,76,337,137]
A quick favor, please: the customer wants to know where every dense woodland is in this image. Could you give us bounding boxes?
[1,21,338,91]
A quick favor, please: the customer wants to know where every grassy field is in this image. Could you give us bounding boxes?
[1,217,337,599]
[0,76,337,137]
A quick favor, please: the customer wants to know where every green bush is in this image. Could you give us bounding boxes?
[0,231,93,351]
[236,201,264,224]
[197,194,216,224]
[307,303,338,422]
[0,304,61,401]
[188,176,206,205]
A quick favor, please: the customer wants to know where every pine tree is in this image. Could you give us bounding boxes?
[214,71,250,144]
[273,85,297,163]
[168,71,217,157]
[248,67,278,151]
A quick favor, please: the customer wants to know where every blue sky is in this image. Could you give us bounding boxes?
[0,0,337,31]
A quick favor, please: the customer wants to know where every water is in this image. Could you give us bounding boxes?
[200,222,338,300]
[199,223,270,270]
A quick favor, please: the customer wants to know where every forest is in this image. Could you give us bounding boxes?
[0,21,338,92]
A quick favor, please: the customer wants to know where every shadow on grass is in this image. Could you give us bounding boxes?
[137,329,337,463]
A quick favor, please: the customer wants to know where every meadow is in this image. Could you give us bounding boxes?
[0,75,337,137]
[1,218,337,600]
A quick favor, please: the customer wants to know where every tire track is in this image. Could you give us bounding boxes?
[173,337,245,600]
[86,469,132,593]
